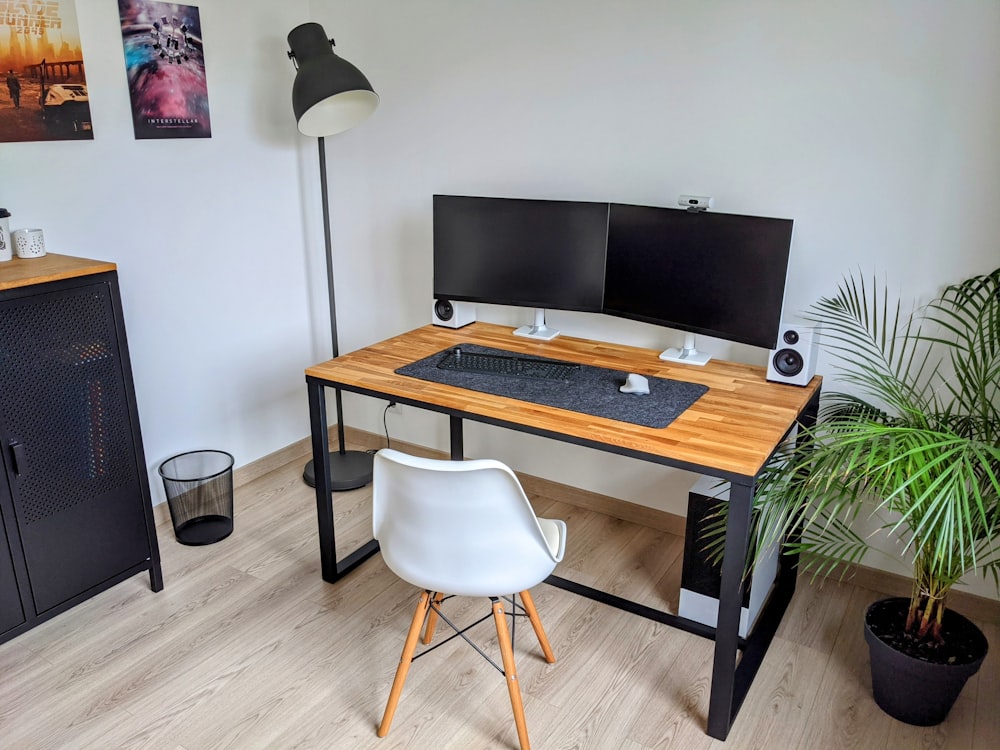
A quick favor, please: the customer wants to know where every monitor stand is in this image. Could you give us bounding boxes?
[513,308,560,341]
[659,333,711,366]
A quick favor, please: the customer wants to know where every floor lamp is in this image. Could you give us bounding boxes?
[287,22,379,490]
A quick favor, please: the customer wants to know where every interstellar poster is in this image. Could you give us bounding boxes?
[119,1,211,139]
[0,0,94,143]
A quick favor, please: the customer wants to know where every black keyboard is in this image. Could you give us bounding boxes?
[437,348,580,381]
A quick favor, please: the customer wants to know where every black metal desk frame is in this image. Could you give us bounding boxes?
[306,369,819,741]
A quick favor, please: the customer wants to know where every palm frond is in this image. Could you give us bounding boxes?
[704,266,1000,640]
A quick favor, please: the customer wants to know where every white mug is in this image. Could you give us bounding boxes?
[12,228,46,258]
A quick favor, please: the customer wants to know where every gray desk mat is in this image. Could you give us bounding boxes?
[395,344,708,429]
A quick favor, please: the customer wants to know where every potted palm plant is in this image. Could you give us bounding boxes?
[748,266,1000,725]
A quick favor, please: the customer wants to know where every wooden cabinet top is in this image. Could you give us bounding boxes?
[0,254,117,292]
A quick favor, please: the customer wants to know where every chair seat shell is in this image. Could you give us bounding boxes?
[372,449,566,598]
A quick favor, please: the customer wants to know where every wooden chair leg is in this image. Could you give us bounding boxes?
[492,598,531,750]
[518,590,555,664]
[422,591,446,644]
[378,590,432,738]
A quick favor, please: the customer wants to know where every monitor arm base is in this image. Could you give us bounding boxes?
[659,333,711,366]
[513,308,560,341]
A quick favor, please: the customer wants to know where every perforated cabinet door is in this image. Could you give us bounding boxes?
[0,493,26,635]
[0,280,150,615]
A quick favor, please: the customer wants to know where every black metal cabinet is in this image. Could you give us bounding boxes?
[0,264,162,644]
[0,490,25,636]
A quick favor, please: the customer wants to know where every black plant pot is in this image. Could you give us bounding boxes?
[864,597,988,726]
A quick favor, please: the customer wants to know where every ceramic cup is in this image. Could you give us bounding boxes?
[12,228,46,258]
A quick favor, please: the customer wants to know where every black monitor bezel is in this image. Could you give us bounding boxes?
[432,194,794,351]
[602,203,793,350]
[432,194,610,314]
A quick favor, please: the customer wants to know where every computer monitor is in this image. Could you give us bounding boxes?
[603,203,793,365]
[433,195,610,339]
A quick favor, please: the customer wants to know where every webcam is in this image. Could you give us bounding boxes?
[678,195,714,211]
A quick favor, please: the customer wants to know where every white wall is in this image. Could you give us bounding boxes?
[318,0,1000,596]
[1,0,322,501]
[3,1,999,595]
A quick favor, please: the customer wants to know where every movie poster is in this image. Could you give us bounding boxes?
[119,1,211,139]
[0,0,94,143]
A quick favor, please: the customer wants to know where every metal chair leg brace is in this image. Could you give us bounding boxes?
[409,592,528,677]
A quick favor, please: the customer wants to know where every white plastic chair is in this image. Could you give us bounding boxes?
[372,448,567,750]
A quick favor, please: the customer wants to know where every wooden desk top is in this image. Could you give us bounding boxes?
[306,322,822,480]
[0,254,116,292]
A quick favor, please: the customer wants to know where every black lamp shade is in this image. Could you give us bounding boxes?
[288,22,378,137]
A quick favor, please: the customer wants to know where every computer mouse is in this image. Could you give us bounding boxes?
[619,373,650,395]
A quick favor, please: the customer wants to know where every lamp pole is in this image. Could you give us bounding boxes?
[288,22,379,490]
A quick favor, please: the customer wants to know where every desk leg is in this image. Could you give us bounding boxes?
[309,380,338,582]
[308,380,380,584]
[707,476,753,740]
[779,388,820,592]
[450,416,464,461]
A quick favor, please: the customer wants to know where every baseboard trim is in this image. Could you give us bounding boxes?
[231,435,316,489]
[800,557,1000,626]
[235,425,1000,625]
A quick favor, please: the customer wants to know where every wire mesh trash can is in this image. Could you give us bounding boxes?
[158,450,235,545]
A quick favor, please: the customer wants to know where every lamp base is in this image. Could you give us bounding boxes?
[303,450,374,491]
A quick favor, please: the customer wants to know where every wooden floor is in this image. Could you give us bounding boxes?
[2,448,998,750]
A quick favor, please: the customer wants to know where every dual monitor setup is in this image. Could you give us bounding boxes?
[432,195,794,366]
